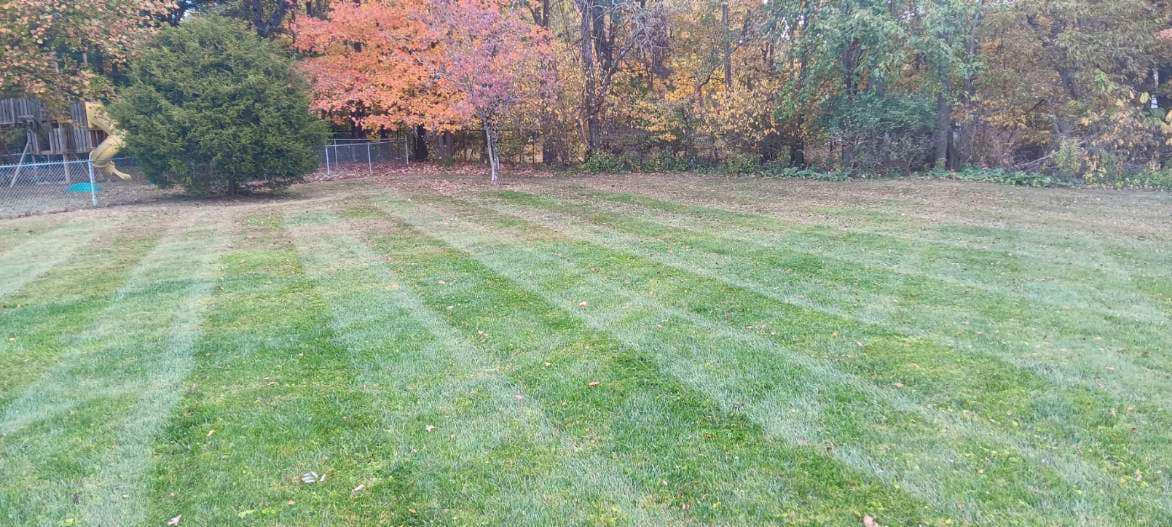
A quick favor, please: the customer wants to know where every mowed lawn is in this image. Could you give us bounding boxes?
[1,173,1170,526]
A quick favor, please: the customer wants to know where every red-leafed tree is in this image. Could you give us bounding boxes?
[293,0,555,183]
[431,0,556,182]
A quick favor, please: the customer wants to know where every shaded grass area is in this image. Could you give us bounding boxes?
[0,176,1168,526]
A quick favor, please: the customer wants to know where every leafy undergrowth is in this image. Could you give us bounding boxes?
[0,175,1169,526]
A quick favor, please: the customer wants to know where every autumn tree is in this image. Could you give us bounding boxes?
[295,0,554,182]
[0,0,173,104]
[432,0,556,182]
[293,0,464,136]
[574,0,667,156]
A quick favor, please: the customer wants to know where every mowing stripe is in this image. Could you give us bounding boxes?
[556,180,1172,284]
[532,185,1169,325]
[458,192,1172,493]
[556,177,1172,269]
[476,190,1172,406]
[77,212,232,526]
[0,209,231,526]
[0,219,168,407]
[0,215,120,300]
[284,209,678,525]
[342,200,940,526]
[140,208,394,525]
[376,194,1170,525]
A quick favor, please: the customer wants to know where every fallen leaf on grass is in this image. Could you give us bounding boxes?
[863,515,881,527]
[578,301,589,308]
[166,515,182,526]
[301,472,322,484]
[351,484,366,496]
[425,424,436,432]
[588,381,601,388]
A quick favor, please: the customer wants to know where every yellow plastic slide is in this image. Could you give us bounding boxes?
[84,102,131,180]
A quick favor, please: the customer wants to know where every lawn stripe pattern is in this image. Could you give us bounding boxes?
[460,190,1172,507]
[343,198,940,526]
[284,208,680,525]
[142,208,396,525]
[376,191,1168,524]
[553,179,1172,297]
[0,216,167,408]
[0,209,232,526]
[535,184,1170,325]
[0,176,1167,526]
[476,190,1172,408]
[0,216,120,300]
[552,177,1172,273]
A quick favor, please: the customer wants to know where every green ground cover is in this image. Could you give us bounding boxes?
[0,174,1168,526]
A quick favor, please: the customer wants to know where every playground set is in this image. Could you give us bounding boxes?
[0,98,130,186]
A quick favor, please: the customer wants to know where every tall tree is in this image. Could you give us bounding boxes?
[574,0,664,156]
[0,0,172,104]
[432,0,556,182]
[292,0,465,133]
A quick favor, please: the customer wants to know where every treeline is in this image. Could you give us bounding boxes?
[536,0,1172,186]
[300,0,1172,186]
[5,0,1172,187]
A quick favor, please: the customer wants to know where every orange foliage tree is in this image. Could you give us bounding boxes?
[0,0,173,104]
[293,0,555,182]
[291,0,465,133]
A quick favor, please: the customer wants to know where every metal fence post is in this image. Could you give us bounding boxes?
[367,142,373,175]
[87,159,98,207]
[404,135,409,167]
[324,145,331,178]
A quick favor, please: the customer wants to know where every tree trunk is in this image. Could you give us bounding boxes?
[536,0,559,166]
[485,123,500,184]
[579,1,598,157]
[442,131,454,165]
[791,135,807,168]
[721,0,732,89]
[953,8,984,169]
[413,125,429,161]
[933,76,953,170]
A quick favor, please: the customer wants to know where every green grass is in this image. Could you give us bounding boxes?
[0,174,1169,526]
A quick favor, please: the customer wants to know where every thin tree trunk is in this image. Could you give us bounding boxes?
[579,1,598,156]
[485,123,499,184]
[721,0,732,89]
[934,76,953,170]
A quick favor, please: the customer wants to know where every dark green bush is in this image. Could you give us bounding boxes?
[581,151,627,174]
[932,167,1054,187]
[111,15,328,195]
[761,164,851,181]
[721,152,759,175]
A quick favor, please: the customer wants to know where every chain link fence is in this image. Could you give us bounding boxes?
[0,155,174,219]
[321,139,409,178]
[1,157,99,218]
[0,139,412,219]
